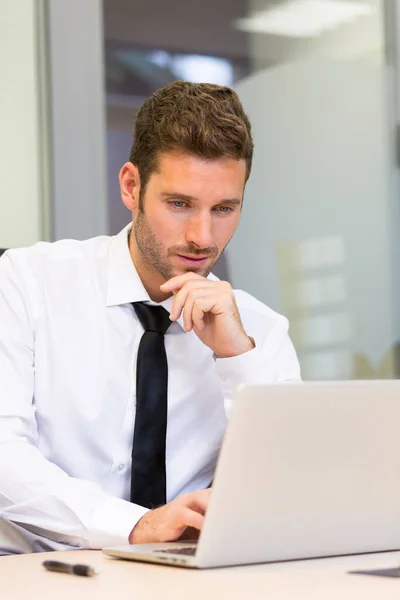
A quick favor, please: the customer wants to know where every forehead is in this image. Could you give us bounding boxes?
[150,151,246,199]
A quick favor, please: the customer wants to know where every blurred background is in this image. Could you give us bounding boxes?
[1,0,400,381]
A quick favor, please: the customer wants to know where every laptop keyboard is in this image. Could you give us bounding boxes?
[154,546,197,556]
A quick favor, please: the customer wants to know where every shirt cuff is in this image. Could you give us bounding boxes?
[86,496,149,549]
[215,344,270,391]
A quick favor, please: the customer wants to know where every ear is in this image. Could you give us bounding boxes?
[119,162,140,211]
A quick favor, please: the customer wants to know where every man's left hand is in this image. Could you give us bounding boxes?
[160,273,255,358]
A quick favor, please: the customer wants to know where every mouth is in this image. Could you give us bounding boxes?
[176,254,209,267]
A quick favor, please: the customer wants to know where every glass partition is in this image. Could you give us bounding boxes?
[103,0,400,380]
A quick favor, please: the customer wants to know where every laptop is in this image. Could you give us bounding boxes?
[103,380,400,568]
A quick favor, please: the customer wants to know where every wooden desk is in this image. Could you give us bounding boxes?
[2,549,400,600]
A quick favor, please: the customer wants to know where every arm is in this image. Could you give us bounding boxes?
[160,273,301,415]
[0,253,147,549]
[214,325,301,414]
[0,254,211,550]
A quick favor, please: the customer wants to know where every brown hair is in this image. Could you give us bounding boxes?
[129,80,253,199]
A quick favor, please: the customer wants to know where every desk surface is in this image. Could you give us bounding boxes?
[2,549,400,600]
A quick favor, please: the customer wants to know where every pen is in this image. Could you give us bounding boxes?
[42,560,98,576]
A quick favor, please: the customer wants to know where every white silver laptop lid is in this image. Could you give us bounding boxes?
[104,380,400,568]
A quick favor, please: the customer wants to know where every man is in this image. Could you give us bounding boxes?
[0,81,300,554]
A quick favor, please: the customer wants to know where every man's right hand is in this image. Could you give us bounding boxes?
[128,489,210,544]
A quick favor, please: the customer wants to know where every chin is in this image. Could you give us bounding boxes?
[172,267,209,279]
[159,260,213,280]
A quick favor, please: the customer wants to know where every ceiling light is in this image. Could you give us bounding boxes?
[235,0,373,38]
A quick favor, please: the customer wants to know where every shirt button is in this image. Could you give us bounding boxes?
[118,464,125,472]
[220,374,228,381]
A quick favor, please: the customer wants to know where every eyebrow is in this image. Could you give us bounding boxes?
[161,192,242,206]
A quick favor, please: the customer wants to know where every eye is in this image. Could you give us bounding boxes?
[169,201,188,209]
[215,205,234,214]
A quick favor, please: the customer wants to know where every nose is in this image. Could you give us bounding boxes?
[185,211,213,249]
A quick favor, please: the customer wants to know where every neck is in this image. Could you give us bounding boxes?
[128,230,171,303]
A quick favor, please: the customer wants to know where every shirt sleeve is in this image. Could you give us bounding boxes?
[0,253,148,550]
[214,308,301,415]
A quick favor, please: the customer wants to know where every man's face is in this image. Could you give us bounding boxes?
[133,152,246,281]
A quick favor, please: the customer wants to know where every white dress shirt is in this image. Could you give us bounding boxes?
[0,225,300,552]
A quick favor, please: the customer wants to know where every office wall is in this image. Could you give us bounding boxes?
[0,0,108,248]
[48,0,108,241]
[228,60,398,379]
[0,0,49,248]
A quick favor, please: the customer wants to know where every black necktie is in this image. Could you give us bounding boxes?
[131,302,171,509]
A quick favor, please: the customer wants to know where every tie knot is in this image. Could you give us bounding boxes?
[133,302,171,334]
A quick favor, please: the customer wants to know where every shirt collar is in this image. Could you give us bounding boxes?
[106,224,186,327]
[106,224,151,307]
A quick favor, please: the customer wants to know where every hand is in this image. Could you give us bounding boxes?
[160,273,255,358]
[128,489,210,544]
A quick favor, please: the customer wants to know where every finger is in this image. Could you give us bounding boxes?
[179,506,205,531]
[185,489,211,514]
[191,299,205,332]
[170,283,212,322]
[170,283,192,322]
[192,297,220,332]
[182,291,195,332]
[183,288,215,331]
[160,272,204,294]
